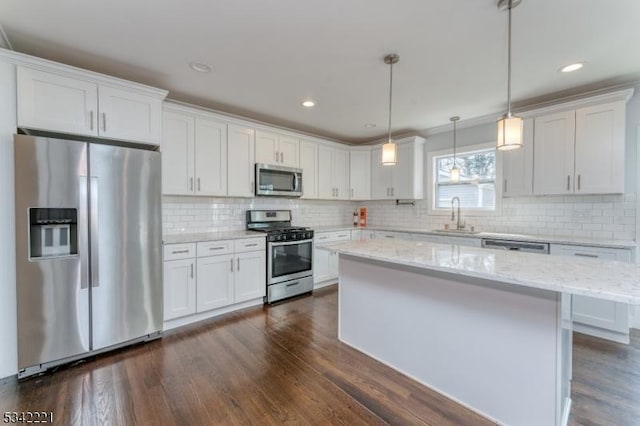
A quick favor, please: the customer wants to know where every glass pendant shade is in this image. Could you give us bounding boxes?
[496,114,523,150]
[450,165,460,183]
[381,141,397,166]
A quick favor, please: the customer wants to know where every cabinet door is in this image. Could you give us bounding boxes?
[391,143,413,199]
[195,117,227,196]
[17,67,98,136]
[317,145,334,199]
[371,147,392,199]
[550,244,631,341]
[196,254,234,312]
[533,111,576,195]
[278,135,300,167]
[299,140,318,199]
[333,149,350,200]
[255,130,279,164]
[313,247,333,284]
[575,102,625,194]
[163,259,196,321]
[97,85,162,144]
[349,150,371,200]
[502,118,534,197]
[235,251,266,303]
[227,125,256,197]
[162,111,195,195]
[329,251,340,279]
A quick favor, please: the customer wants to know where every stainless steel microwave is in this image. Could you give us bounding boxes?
[255,163,303,197]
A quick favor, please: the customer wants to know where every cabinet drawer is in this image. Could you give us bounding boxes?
[331,231,351,241]
[164,243,196,261]
[234,237,266,253]
[197,240,233,257]
[550,244,631,262]
[314,232,332,244]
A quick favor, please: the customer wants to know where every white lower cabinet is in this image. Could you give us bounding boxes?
[550,244,632,343]
[163,258,197,321]
[163,238,266,324]
[313,231,350,286]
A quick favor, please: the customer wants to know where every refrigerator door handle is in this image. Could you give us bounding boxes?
[79,176,90,289]
[90,176,100,288]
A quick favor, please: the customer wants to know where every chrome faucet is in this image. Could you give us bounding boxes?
[451,196,464,230]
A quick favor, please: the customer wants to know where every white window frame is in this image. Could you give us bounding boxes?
[427,141,502,216]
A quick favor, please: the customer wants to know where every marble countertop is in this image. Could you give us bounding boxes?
[319,239,640,304]
[163,231,265,244]
[313,225,636,249]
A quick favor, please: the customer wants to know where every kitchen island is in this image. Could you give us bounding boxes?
[318,239,640,426]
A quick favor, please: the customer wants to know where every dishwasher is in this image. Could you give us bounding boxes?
[481,239,549,254]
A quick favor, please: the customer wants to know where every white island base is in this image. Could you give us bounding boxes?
[338,255,572,426]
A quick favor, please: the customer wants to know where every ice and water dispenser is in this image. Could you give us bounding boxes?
[29,208,78,259]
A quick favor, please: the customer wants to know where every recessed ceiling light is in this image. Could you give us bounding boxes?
[301,100,315,108]
[189,62,213,73]
[560,62,584,73]
[364,123,376,128]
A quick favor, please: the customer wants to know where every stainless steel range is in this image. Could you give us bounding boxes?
[246,210,314,303]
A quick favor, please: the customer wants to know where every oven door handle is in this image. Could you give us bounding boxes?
[270,239,313,247]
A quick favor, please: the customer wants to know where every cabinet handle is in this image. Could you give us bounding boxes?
[574,253,598,258]
[391,187,394,197]
[190,263,194,278]
[386,188,390,197]
[250,181,254,194]
[190,177,194,191]
[171,249,189,254]
[245,243,259,247]
[336,188,339,197]
[351,188,354,198]
[230,258,234,272]
[89,110,94,131]
[577,174,581,191]
[504,178,507,193]
[197,177,201,191]
[209,247,224,251]
[102,112,107,132]
[280,152,284,163]
[385,235,395,239]
[274,151,278,162]
[567,175,570,191]
[237,257,240,271]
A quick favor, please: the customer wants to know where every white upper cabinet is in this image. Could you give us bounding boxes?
[502,118,534,197]
[349,150,371,200]
[299,140,319,199]
[194,117,227,196]
[162,110,195,195]
[533,111,576,195]
[255,131,299,167]
[533,99,626,196]
[574,101,625,194]
[17,67,98,136]
[227,124,256,197]
[371,137,424,200]
[17,66,165,145]
[97,85,162,144]
[162,109,227,196]
[318,145,349,200]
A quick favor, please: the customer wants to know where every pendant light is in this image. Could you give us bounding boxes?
[496,0,523,151]
[381,54,399,166]
[449,116,460,183]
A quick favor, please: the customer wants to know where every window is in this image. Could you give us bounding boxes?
[433,147,497,210]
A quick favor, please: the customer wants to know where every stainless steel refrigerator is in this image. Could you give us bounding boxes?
[14,134,163,378]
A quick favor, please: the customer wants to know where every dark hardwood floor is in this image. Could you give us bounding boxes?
[1,285,639,425]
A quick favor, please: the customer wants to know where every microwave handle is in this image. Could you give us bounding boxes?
[293,173,299,191]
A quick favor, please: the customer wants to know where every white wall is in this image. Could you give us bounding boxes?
[0,60,17,378]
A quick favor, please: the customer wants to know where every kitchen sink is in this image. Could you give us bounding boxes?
[431,229,482,235]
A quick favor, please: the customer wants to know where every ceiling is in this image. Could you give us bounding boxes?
[1,0,639,143]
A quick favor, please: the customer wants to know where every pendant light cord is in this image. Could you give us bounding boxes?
[388,60,393,143]
[507,0,513,116]
[453,119,457,163]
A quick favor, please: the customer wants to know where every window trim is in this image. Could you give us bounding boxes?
[427,141,502,217]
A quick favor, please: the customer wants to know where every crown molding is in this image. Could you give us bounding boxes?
[0,47,168,98]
